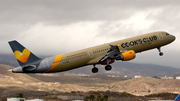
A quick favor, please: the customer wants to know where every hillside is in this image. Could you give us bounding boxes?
[1,64,180,99]
[101,77,180,96]
[28,74,130,87]
[0,64,86,98]
[65,62,180,77]
[0,64,40,83]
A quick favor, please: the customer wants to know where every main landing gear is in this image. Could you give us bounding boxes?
[91,59,113,73]
[105,65,112,71]
[157,47,163,56]
[91,64,112,73]
[105,59,112,71]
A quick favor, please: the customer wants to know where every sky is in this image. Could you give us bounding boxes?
[0,0,180,68]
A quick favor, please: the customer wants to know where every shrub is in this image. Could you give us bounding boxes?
[16,93,23,98]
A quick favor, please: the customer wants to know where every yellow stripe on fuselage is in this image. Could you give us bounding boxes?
[45,54,63,72]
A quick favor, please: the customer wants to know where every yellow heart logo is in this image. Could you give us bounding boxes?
[14,49,31,63]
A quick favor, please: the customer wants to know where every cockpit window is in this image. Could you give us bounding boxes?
[166,33,170,36]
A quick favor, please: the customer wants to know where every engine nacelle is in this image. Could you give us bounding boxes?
[116,50,136,61]
[121,50,136,61]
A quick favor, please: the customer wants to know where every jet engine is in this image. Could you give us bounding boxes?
[116,50,136,61]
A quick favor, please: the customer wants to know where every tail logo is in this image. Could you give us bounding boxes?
[14,49,31,63]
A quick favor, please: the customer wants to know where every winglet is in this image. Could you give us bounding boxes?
[174,94,180,101]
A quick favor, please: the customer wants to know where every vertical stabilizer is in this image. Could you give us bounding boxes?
[8,40,41,66]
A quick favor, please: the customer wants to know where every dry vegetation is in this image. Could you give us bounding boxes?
[102,77,180,96]
[0,64,179,100]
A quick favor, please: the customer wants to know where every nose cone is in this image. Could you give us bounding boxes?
[174,35,176,40]
[172,35,176,41]
[168,35,176,42]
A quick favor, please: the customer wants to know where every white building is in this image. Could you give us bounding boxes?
[7,98,43,101]
[176,76,180,79]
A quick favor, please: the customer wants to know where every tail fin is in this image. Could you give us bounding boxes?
[8,40,41,66]
[174,94,180,101]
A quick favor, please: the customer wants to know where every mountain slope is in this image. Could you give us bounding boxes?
[101,77,180,96]
[65,62,180,77]
[0,64,40,83]
[1,64,180,97]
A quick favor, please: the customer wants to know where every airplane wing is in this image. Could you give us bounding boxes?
[99,45,122,62]
[99,44,136,63]
[87,45,122,65]
[87,44,136,65]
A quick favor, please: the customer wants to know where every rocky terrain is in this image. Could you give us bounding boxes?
[102,77,180,96]
[0,64,180,100]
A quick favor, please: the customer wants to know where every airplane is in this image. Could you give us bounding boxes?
[8,31,175,73]
[174,94,180,101]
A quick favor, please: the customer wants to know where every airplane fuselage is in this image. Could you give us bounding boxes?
[11,31,175,73]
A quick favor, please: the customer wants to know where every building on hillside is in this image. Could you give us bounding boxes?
[176,76,180,79]
[124,75,128,77]
[160,76,173,79]
[132,75,142,79]
[7,98,44,101]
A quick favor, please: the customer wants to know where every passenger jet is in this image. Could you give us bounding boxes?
[8,31,175,73]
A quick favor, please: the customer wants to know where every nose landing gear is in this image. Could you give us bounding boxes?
[157,47,163,56]
[92,64,98,73]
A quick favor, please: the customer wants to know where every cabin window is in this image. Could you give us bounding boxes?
[166,33,169,36]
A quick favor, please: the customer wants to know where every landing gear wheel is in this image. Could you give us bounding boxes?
[92,67,98,73]
[105,65,112,71]
[159,52,163,56]
[157,47,163,56]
